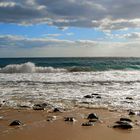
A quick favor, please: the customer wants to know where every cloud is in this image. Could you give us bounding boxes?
[0,0,140,30]
[1,35,140,57]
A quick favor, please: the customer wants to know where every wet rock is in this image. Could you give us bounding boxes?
[64,117,76,122]
[115,121,131,125]
[91,93,99,96]
[82,122,94,126]
[113,123,133,129]
[18,105,30,108]
[53,108,61,112]
[46,116,56,122]
[87,113,99,120]
[9,120,22,126]
[120,118,132,122]
[33,103,48,110]
[126,97,133,100]
[96,96,101,99]
[84,95,93,98]
[128,110,135,116]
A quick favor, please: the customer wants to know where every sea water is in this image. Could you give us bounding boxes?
[0,57,140,110]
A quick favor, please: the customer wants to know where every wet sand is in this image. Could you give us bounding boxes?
[0,108,140,140]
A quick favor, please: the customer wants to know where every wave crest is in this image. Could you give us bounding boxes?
[0,62,67,73]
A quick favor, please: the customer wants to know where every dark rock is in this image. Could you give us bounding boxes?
[9,120,22,126]
[126,97,133,100]
[128,110,135,115]
[64,117,75,122]
[113,123,133,129]
[87,113,98,120]
[96,96,101,99]
[46,116,56,122]
[92,93,99,96]
[115,121,130,125]
[84,95,93,98]
[82,122,94,126]
[120,118,132,122]
[18,105,30,108]
[53,108,61,112]
[33,103,48,110]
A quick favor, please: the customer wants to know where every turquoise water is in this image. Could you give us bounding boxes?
[0,57,140,72]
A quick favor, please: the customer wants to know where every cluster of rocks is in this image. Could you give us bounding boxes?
[112,117,133,129]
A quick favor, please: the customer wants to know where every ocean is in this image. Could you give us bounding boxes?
[0,57,140,110]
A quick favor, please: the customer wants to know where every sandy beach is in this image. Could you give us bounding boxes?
[0,108,140,140]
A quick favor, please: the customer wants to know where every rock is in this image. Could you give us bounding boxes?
[96,96,101,99]
[46,116,56,122]
[53,108,61,112]
[91,93,99,96]
[128,110,135,115]
[18,105,30,108]
[126,97,133,100]
[82,122,94,126]
[64,117,76,122]
[113,123,133,129]
[115,121,131,125]
[120,118,132,122]
[33,103,48,110]
[87,113,98,120]
[84,95,93,98]
[9,120,22,126]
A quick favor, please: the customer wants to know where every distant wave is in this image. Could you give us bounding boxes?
[1,62,140,73]
[0,62,67,73]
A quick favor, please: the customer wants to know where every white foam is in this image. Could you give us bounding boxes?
[0,62,67,73]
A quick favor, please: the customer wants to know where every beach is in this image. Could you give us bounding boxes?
[0,108,140,140]
[0,58,140,139]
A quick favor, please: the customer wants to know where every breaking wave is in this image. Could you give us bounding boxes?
[0,62,67,73]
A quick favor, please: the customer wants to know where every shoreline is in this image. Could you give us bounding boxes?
[0,108,140,140]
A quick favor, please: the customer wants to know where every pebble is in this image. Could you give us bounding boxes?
[87,113,99,120]
[64,117,76,122]
[9,120,22,126]
[53,108,61,112]
[84,95,93,98]
[82,122,94,126]
[113,123,133,129]
[120,118,132,122]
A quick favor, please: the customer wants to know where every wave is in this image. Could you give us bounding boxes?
[1,62,140,73]
[0,62,67,73]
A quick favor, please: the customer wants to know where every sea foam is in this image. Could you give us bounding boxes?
[0,62,67,73]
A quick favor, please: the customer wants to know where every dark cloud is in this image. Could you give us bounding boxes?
[0,0,140,30]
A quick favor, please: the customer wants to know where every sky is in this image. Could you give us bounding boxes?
[1,0,140,57]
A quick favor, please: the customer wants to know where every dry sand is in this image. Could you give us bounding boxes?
[0,108,140,140]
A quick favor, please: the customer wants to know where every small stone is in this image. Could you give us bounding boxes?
[115,121,130,125]
[33,103,48,110]
[91,93,99,96]
[126,97,133,100]
[9,120,22,126]
[53,108,61,112]
[128,110,135,115]
[113,123,133,129]
[96,96,101,99]
[64,117,76,122]
[46,116,56,122]
[84,95,93,98]
[87,113,98,120]
[82,122,94,126]
[120,118,132,122]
